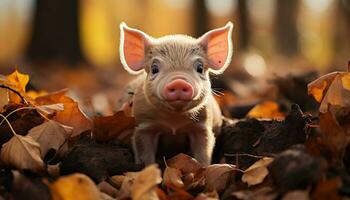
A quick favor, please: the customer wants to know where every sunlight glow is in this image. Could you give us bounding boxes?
[243,53,267,77]
[303,0,333,13]
[205,0,237,17]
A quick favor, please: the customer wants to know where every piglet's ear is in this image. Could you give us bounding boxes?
[119,22,152,74]
[198,22,233,74]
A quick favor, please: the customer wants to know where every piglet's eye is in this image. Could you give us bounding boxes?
[195,61,204,74]
[151,63,159,75]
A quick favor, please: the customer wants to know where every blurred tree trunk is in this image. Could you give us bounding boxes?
[193,0,208,37]
[26,0,85,65]
[237,0,250,50]
[334,0,350,53]
[275,0,300,55]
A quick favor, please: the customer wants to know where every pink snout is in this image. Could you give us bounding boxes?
[163,79,194,101]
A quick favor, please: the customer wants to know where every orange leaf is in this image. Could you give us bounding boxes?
[247,101,285,120]
[35,89,92,137]
[6,70,30,103]
[92,111,135,142]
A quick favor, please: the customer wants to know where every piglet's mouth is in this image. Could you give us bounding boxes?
[166,100,191,111]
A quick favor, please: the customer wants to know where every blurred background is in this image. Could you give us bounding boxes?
[0,0,349,115]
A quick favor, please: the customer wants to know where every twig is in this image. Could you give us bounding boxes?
[224,153,265,159]
[0,84,27,104]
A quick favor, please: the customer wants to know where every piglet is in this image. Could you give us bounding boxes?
[118,22,233,165]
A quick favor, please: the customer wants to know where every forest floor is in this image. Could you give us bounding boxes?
[0,63,349,200]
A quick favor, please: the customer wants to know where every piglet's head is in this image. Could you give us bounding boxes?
[119,22,233,112]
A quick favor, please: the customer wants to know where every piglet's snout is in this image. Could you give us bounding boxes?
[163,79,193,101]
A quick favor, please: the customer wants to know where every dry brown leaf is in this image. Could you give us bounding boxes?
[308,71,350,113]
[131,164,162,200]
[50,173,101,200]
[97,181,119,198]
[167,153,202,174]
[28,120,73,158]
[35,89,92,137]
[242,157,274,186]
[118,172,138,199]
[247,101,285,120]
[1,134,45,173]
[163,165,184,188]
[108,175,125,190]
[319,110,349,164]
[205,164,236,193]
[92,111,135,142]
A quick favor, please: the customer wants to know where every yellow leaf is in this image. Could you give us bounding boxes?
[27,90,48,99]
[50,173,101,200]
[131,164,162,200]
[247,101,285,120]
[36,89,92,137]
[1,134,45,173]
[28,120,73,158]
[6,70,29,103]
[242,157,274,186]
[7,70,29,93]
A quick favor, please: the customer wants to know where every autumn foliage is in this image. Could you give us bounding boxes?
[0,67,350,200]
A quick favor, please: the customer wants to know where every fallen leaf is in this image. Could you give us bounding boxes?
[247,101,285,120]
[319,111,349,164]
[242,157,274,186]
[1,134,45,173]
[6,70,29,103]
[26,90,48,100]
[163,165,184,188]
[28,120,73,158]
[50,173,101,200]
[35,89,92,137]
[35,103,64,115]
[131,164,162,200]
[97,181,119,198]
[308,71,350,113]
[108,175,125,190]
[205,164,236,192]
[167,153,202,174]
[118,172,138,199]
[92,111,135,142]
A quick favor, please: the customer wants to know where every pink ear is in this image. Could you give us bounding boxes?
[120,23,151,74]
[199,22,233,74]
